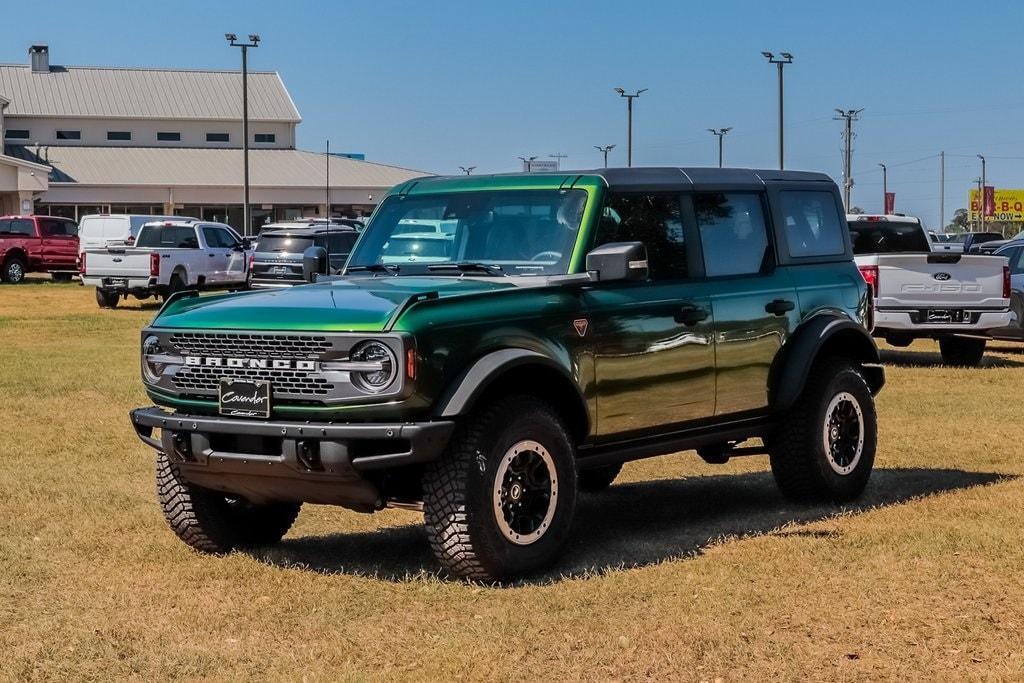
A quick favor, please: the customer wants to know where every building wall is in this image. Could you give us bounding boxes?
[3,117,295,149]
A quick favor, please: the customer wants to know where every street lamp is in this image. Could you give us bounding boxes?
[614,88,647,167]
[226,32,260,236]
[518,155,538,172]
[762,51,793,170]
[977,154,987,230]
[878,163,887,212]
[707,128,732,168]
[594,144,615,167]
[458,166,476,175]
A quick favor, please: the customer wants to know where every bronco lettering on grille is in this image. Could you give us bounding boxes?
[184,356,317,371]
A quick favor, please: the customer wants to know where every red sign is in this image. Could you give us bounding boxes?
[884,192,895,214]
[984,186,996,217]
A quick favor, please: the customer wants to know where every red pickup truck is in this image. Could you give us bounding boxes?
[0,216,79,283]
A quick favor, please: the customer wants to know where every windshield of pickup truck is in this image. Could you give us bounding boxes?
[849,221,930,254]
[347,189,587,275]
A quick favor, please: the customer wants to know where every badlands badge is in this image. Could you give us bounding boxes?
[572,318,589,337]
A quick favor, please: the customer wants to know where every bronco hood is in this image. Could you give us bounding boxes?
[152,277,521,331]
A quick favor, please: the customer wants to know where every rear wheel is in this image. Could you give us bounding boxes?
[95,288,120,309]
[156,451,300,553]
[768,358,877,503]
[422,395,577,582]
[577,463,622,492]
[1,256,27,284]
[939,336,986,367]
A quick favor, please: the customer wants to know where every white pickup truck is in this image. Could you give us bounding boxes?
[81,220,250,308]
[849,214,1013,365]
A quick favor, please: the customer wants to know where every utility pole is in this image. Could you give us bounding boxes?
[549,152,568,170]
[939,151,945,231]
[614,88,647,167]
[978,154,987,231]
[594,144,615,167]
[226,33,260,236]
[762,52,793,169]
[834,108,863,209]
[707,128,732,168]
[878,162,887,212]
[458,166,476,175]
[518,155,538,172]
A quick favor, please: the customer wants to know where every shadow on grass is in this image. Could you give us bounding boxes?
[249,467,1011,583]
[880,348,1024,368]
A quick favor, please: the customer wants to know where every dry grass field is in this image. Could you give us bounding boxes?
[3,278,1024,681]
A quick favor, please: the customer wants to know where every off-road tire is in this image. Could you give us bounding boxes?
[422,395,577,582]
[95,288,120,309]
[1,256,27,284]
[939,336,986,367]
[768,358,877,503]
[168,273,186,296]
[577,463,622,492]
[156,451,301,553]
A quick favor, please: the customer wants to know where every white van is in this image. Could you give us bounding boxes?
[77,214,195,256]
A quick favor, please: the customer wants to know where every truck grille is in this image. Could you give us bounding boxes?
[172,366,334,396]
[168,332,331,360]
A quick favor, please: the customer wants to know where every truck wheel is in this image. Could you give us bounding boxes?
[95,288,120,309]
[939,336,986,367]
[768,358,877,503]
[577,463,622,492]
[422,395,577,582]
[156,451,301,553]
[1,256,27,284]
[168,273,186,295]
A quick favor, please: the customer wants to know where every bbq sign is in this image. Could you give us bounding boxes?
[969,188,1024,222]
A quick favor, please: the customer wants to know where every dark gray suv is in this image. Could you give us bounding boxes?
[249,223,360,288]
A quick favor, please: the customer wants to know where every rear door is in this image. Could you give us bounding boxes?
[37,218,79,270]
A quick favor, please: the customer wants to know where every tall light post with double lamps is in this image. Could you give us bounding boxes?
[226,33,260,236]
[458,166,476,175]
[518,155,538,172]
[707,128,732,168]
[594,144,615,167]
[761,51,793,170]
[614,88,647,167]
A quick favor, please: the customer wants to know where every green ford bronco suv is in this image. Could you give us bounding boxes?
[131,168,884,581]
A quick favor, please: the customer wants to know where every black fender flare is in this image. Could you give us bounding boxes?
[435,348,588,427]
[769,315,884,412]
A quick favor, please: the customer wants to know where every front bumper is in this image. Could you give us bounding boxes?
[130,406,455,510]
[873,308,1013,334]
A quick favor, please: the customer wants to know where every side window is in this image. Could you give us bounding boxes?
[695,193,770,277]
[201,227,221,248]
[216,228,240,248]
[0,219,11,234]
[779,191,846,258]
[40,219,76,237]
[595,192,687,280]
[1006,247,1024,275]
[327,232,358,254]
[10,219,36,237]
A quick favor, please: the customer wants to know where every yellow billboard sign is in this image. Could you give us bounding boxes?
[969,188,1024,222]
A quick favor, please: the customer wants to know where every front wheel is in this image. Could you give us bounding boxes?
[422,396,577,582]
[768,358,877,503]
[2,256,27,284]
[939,336,986,367]
[156,451,301,553]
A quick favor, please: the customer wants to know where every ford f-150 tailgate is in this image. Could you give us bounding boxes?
[81,247,154,281]
[868,253,1008,312]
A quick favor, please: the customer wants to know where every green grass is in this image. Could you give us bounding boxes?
[3,278,1024,680]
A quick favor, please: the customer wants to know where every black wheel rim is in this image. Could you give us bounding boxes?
[822,391,864,475]
[492,440,558,545]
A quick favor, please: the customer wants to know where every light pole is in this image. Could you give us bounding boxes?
[878,163,887,212]
[226,33,260,236]
[977,154,987,230]
[762,51,793,170]
[594,144,615,167]
[549,152,568,170]
[614,88,647,167]
[518,155,538,172]
[834,108,863,209]
[458,166,476,175]
[707,128,732,168]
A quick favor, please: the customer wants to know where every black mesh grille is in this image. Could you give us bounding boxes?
[172,367,334,396]
[168,332,331,360]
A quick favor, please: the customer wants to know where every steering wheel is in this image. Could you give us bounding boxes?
[531,251,562,262]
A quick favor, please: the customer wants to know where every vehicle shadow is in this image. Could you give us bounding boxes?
[879,348,1024,368]
[249,467,1010,584]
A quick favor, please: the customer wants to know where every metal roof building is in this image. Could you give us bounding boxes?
[0,44,427,229]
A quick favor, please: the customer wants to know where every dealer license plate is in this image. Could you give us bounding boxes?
[218,379,271,418]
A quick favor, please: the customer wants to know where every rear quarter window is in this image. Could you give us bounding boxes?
[779,191,847,258]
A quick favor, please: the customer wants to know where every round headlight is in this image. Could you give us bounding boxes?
[141,335,164,383]
[349,341,398,393]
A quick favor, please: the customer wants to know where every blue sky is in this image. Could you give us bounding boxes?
[4,0,1023,228]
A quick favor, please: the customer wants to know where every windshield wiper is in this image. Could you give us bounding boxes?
[346,264,400,275]
[427,262,506,276]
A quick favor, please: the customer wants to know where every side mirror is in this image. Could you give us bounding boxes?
[302,245,329,283]
[585,241,648,282]
[239,237,252,251]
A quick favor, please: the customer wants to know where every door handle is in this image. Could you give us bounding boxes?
[676,304,709,326]
[209,253,216,258]
[765,299,795,316]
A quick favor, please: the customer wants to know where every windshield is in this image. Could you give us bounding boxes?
[347,189,588,275]
[849,221,930,254]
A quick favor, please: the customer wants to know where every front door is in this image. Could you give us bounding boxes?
[585,191,716,436]
[692,191,799,415]
[201,226,230,283]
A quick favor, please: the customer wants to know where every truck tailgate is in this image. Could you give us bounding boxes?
[873,253,1007,308]
[83,248,152,279]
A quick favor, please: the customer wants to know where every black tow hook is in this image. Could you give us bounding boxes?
[171,432,193,462]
